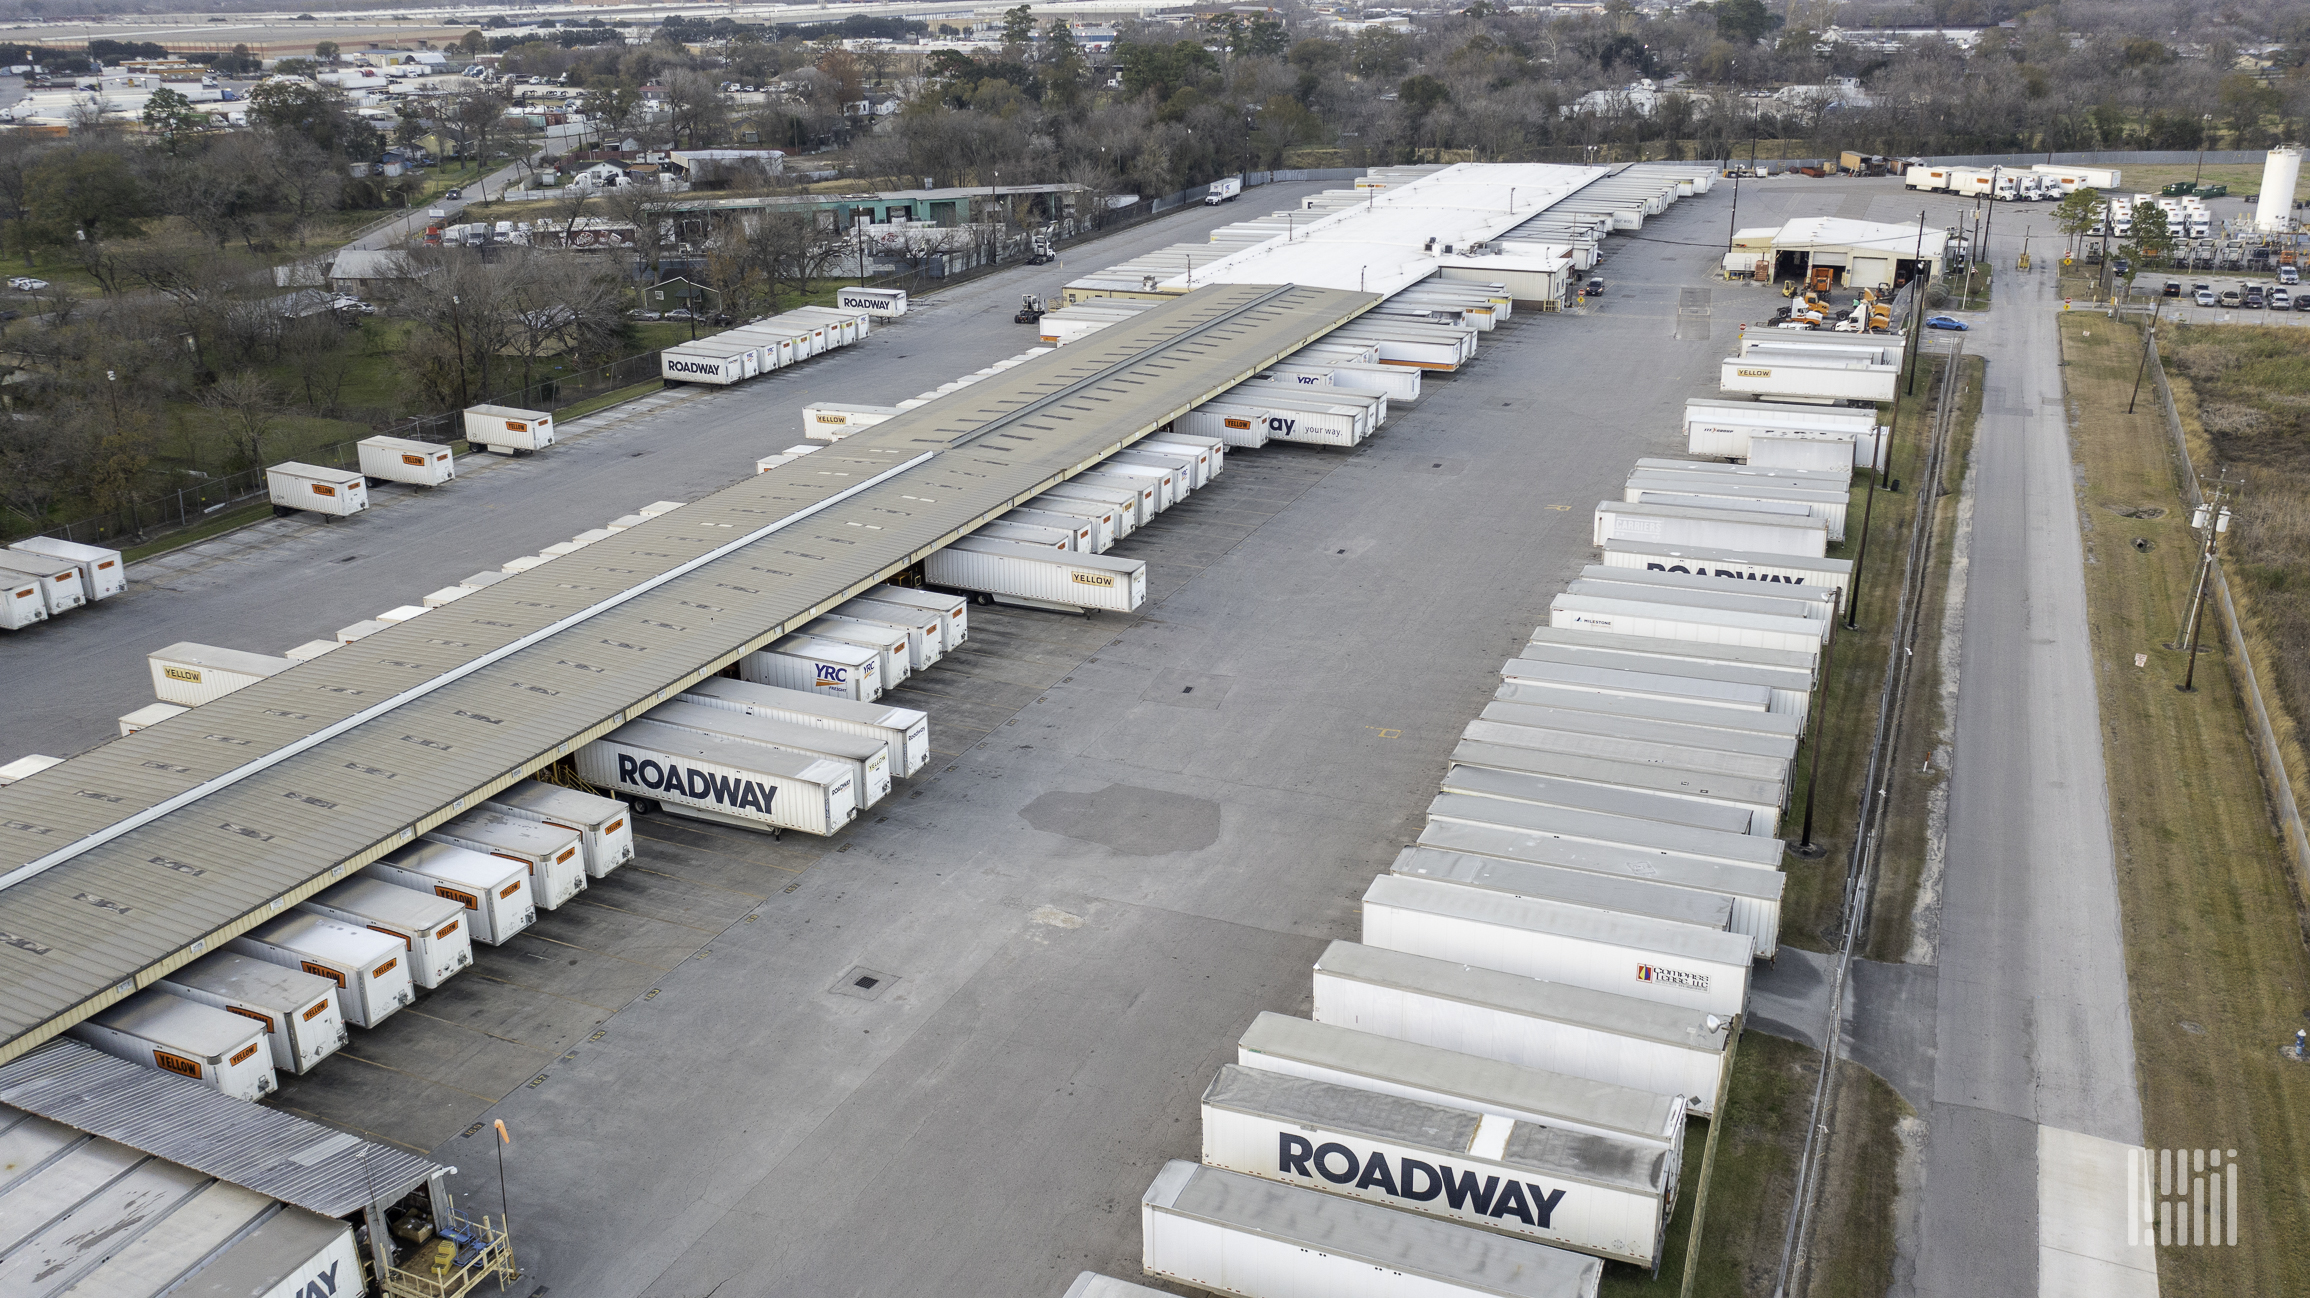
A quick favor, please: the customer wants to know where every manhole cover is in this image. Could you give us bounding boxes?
[830,965,898,1000]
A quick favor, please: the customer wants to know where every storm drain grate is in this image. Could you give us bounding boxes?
[831,965,898,1000]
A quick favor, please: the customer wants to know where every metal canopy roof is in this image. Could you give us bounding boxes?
[0,1040,437,1217]
[0,284,1374,1059]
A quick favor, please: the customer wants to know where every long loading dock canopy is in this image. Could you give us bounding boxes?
[0,284,1378,1061]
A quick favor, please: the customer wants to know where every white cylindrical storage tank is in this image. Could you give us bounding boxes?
[742,633,883,702]
[485,778,635,878]
[156,950,348,1076]
[645,699,894,808]
[147,643,298,707]
[366,841,536,946]
[423,812,587,910]
[117,702,190,735]
[577,718,858,837]
[1199,1064,1670,1267]
[1362,874,1755,1016]
[853,585,968,647]
[8,537,125,599]
[1312,940,1732,1117]
[265,462,369,517]
[0,552,85,615]
[680,675,930,778]
[1594,500,1828,557]
[228,913,416,1029]
[297,877,474,989]
[356,435,456,486]
[2255,146,2302,232]
[828,597,945,671]
[1140,1161,1604,1298]
[66,990,277,1101]
[925,537,1146,614]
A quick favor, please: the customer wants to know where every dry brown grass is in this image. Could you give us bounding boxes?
[2062,317,2310,1297]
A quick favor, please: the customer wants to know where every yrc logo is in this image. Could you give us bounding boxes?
[2129,1147,2240,1246]
[814,664,848,683]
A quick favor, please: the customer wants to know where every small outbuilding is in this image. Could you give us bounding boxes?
[1728,216,1948,291]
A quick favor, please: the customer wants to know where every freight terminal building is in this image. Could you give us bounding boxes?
[1726,216,1949,291]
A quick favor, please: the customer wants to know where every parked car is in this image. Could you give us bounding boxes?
[2272,288,2292,310]
[1924,315,1970,331]
[663,309,695,320]
[2281,265,2301,285]
[628,309,662,320]
[1583,277,1605,295]
[2242,286,2264,308]
[7,276,47,290]
[445,188,463,199]
[2219,288,2242,307]
[2194,288,2218,307]
[2295,292,2310,311]
[2162,279,2182,297]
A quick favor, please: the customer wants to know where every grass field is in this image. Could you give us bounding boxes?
[2059,316,2310,1296]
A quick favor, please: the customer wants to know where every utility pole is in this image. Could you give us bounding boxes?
[2127,294,2164,414]
[1904,208,1929,397]
[2179,476,2238,693]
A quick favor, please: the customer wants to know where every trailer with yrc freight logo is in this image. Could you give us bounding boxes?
[742,633,883,701]
[578,717,859,837]
[645,699,894,808]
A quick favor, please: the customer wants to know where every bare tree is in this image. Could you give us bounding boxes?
[199,371,286,469]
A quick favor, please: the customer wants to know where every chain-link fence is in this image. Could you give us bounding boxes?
[6,349,674,550]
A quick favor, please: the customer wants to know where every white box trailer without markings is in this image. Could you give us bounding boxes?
[1527,625,1820,684]
[1238,1011,1690,1150]
[117,702,190,735]
[1313,940,1733,1118]
[485,778,634,877]
[356,435,455,486]
[645,699,893,808]
[156,950,347,1076]
[1141,1160,1604,1298]
[1601,541,1853,613]
[1078,464,1172,513]
[1625,473,1850,541]
[680,675,930,778]
[854,584,968,647]
[1112,446,1205,492]
[366,840,535,946]
[424,811,587,910]
[148,643,297,707]
[1416,819,1784,958]
[577,718,858,837]
[1235,1012,1687,1153]
[1449,743,1783,835]
[926,537,1147,614]
[976,520,1074,550]
[0,552,84,616]
[66,990,276,1101]
[1440,763,1759,838]
[1429,791,1784,871]
[1497,656,1773,715]
[1522,625,1819,700]
[1632,456,1851,490]
[1142,431,1225,477]
[1594,500,1828,557]
[462,404,554,452]
[1682,397,1885,469]
[0,572,47,629]
[1463,714,1790,786]
[828,598,945,671]
[1036,485,1135,538]
[1200,1064,1671,1267]
[228,912,415,1029]
[1552,593,1831,655]
[742,633,882,702]
[297,876,473,989]
[1492,686,1806,746]
[1051,476,1151,527]
[8,536,125,599]
[1000,508,1098,552]
[1363,874,1755,1016]
[1396,842,1734,932]
[1747,434,1863,474]
[799,615,912,689]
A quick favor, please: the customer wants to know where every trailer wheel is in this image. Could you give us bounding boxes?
[272,505,295,517]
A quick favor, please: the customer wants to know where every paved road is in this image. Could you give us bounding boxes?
[1900,233,2155,1296]
[0,182,1343,760]
[345,156,534,251]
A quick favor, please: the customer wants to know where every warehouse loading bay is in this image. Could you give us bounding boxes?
[0,170,2112,1297]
